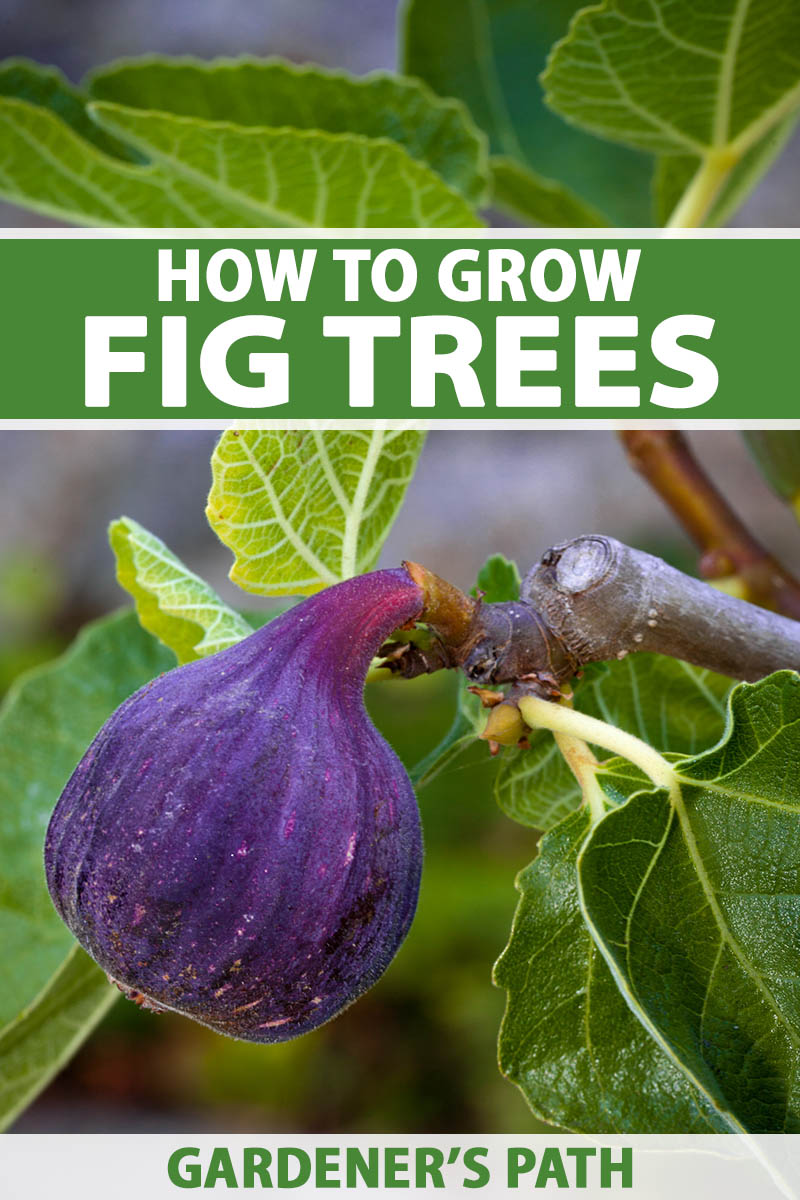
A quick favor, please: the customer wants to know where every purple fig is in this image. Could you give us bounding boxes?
[45,568,424,1042]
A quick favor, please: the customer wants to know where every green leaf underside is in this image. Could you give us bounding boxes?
[207,429,426,597]
[110,516,253,664]
[87,56,488,204]
[0,87,480,228]
[544,1,800,161]
[0,947,116,1132]
[489,157,609,228]
[0,97,218,227]
[0,612,174,1118]
[581,671,800,1132]
[495,808,730,1132]
[89,103,480,228]
[655,113,799,225]
[496,735,585,834]
[402,0,653,226]
[495,653,733,831]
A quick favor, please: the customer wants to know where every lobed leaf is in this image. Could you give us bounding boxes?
[88,56,489,204]
[402,0,652,225]
[495,653,733,831]
[89,102,480,228]
[495,808,731,1132]
[0,97,216,226]
[0,611,174,1122]
[0,60,481,228]
[581,670,800,1131]
[110,516,254,664]
[544,0,800,222]
[207,429,426,596]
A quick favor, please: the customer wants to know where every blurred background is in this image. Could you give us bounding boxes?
[2,0,800,1137]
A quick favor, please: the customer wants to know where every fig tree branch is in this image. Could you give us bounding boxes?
[617,430,800,620]
[522,536,800,682]
[387,537,800,691]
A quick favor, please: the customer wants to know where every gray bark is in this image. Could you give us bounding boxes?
[523,535,800,682]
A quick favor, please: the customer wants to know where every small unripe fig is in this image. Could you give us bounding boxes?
[45,568,424,1042]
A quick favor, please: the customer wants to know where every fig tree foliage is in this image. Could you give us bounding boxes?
[1,0,798,228]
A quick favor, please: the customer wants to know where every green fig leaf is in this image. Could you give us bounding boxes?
[0,946,117,1132]
[88,102,481,228]
[581,670,800,1131]
[207,429,426,597]
[472,553,521,604]
[87,56,488,204]
[0,60,481,228]
[410,677,486,790]
[0,96,217,226]
[401,0,652,225]
[110,516,253,664]
[496,808,732,1132]
[489,158,609,228]
[0,611,174,1126]
[544,0,800,225]
[654,115,798,225]
[0,59,138,160]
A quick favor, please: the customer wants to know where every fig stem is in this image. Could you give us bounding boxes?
[404,561,478,647]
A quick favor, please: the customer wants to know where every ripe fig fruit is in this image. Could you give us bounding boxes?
[45,568,424,1042]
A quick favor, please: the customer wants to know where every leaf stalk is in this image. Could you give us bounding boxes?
[666,152,732,228]
[517,695,676,793]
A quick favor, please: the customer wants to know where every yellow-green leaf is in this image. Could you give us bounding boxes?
[110,516,253,664]
[490,157,609,228]
[89,102,481,228]
[495,653,733,831]
[544,0,800,225]
[87,56,488,204]
[207,429,425,596]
